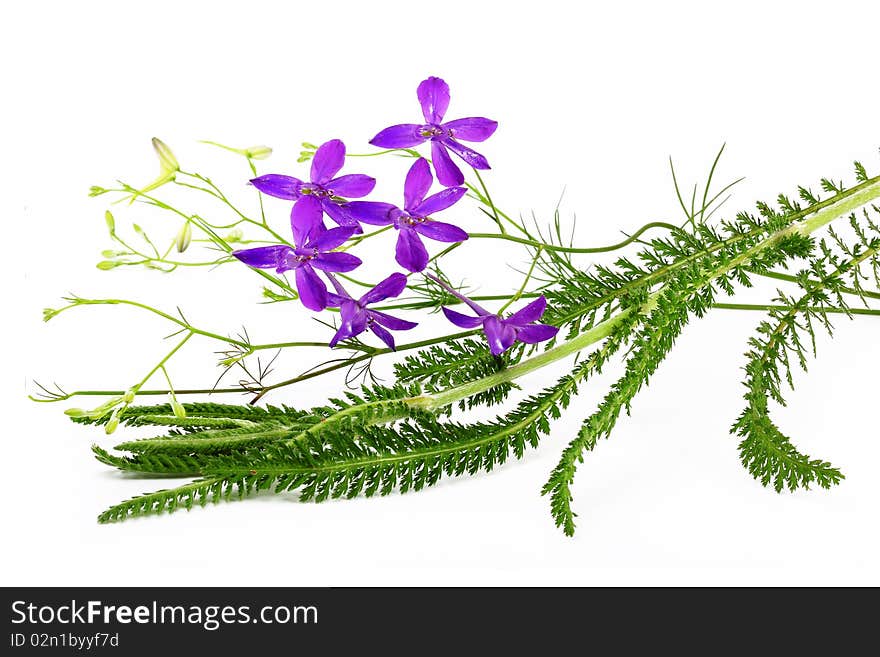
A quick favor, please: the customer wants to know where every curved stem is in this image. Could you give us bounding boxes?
[469,221,680,253]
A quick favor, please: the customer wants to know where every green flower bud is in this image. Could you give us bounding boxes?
[171,398,187,420]
[301,142,318,150]
[152,137,179,176]
[96,260,120,270]
[133,223,144,234]
[175,221,192,253]
[246,145,272,160]
[43,308,60,322]
[64,407,88,418]
[90,186,108,197]
[104,412,120,435]
[105,210,116,234]
[122,388,136,404]
[226,228,244,242]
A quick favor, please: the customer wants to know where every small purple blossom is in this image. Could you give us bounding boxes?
[249,139,375,231]
[347,158,468,273]
[370,76,498,187]
[327,273,417,350]
[430,275,558,356]
[233,196,361,311]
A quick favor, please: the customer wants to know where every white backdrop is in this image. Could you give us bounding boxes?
[3,0,878,586]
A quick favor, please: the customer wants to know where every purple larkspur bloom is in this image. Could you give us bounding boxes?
[369,76,498,187]
[347,158,468,273]
[233,196,361,311]
[249,139,375,230]
[429,275,558,356]
[326,273,417,350]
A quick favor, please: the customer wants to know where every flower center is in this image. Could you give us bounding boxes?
[300,184,332,198]
[419,124,447,139]
[402,213,429,227]
[294,248,319,263]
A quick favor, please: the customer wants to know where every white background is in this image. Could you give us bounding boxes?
[2,0,878,586]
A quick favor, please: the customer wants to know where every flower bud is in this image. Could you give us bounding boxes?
[43,308,60,322]
[104,412,120,435]
[152,137,179,176]
[175,221,192,253]
[133,223,144,234]
[96,260,120,270]
[171,398,186,420]
[105,210,116,234]
[245,145,272,160]
[226,228,244,242]
[122,388,136,404]
[64,407,88,418]
[90,186,108,197]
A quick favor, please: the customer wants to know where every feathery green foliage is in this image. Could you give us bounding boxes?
[58,153,880,533]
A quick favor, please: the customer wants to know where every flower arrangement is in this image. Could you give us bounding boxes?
[36,76,880,534]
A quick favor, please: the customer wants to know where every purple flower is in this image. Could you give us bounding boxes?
[369,76,498,187]
[326,273,417,350]
[249,139,375,231]
[233,196,361,311]
[429,275,558,356]
[347,158,468,273]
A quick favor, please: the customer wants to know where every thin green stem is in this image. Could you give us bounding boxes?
[134,332,193,392]
[750,269,880,301]
[712,302,880,316]
[469,221,680,254]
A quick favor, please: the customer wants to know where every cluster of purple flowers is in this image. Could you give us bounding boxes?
[233,77,558,354]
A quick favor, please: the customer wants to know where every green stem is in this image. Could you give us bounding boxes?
[751,269,880,301]
[712,303,880,316]
[469,221,680,254]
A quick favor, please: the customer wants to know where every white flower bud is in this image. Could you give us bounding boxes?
[175,221,193,253]
[152,137,179,175]
[246,145,272,160]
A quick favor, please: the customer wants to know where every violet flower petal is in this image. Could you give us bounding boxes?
[329,302,366,346]
[412,186,467,215]
[291,196,325,247]
[442,117,498,142]
[403,158,433,211]
[312,251,362,273]
[359,272,408,305]
[327,174,376,198]
[369,322,397,350]
[250,174,303,200]
[443,138,490,170]
[506,296,548,327]
[320,199,362,230]
[233,244,293,272]
[308,225,357,251]
[295,264,328,311]
[431,140,464,187]
[516,324,559,344]
[346,201,395,226]
[414,221,468,243]
[310,139,346,184]
[395,227,429,272]
[483,315,517,356]
[417,76,450,123]
[441,307,484,329]
[370,310,418,331]
[369,124,426,149]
